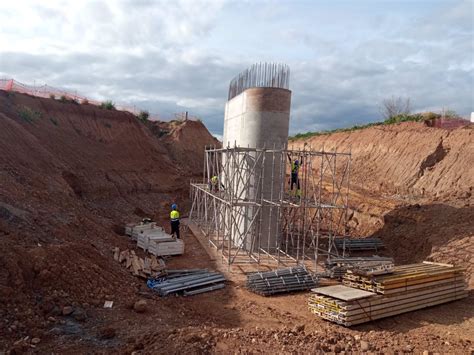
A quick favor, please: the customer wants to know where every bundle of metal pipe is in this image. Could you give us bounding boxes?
[147,269,226,297]
[327,266,347,279]
[325,256,394,279]
[334,238,384,251]
[246,266,318,296]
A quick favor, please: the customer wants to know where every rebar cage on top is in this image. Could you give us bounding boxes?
[189,145,351,270]
[227,63,290,101]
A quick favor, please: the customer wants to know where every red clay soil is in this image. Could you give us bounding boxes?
[0,91,473,353]
[292,122,474,201]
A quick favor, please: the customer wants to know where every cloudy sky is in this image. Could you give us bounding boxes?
[0,0,472,136]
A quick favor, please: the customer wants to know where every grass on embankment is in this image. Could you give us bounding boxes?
[289,112,457,140]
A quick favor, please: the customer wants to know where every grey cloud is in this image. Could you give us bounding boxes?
[0,0,472,138]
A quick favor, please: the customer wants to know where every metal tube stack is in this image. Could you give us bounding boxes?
[334,238,384,252]
[147,269,226,297]
[246,266,318,296]
[325,256,394,279]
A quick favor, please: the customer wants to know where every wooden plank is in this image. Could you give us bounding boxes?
[346,292,468,325]
[308,260,469,327]
[367,269,460,284]
[378,272,464,290]
[311,285,376,301]
[309,280,466,311]
[341,285,467,317]
[344,268,465,289]
[343,276,464,296]
[310,291,468,327]
[365,263,463,281]
[422,261,454,267]
[381,276,465,294]
[380,269,465,286]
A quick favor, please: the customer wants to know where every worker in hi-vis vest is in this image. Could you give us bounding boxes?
[170,203,180,239]
[287,154,302,197]
[211,175,219,192]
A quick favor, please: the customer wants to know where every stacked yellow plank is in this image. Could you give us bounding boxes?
[309,262,468,326]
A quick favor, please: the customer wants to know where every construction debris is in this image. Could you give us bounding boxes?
[246,266,318,296]
[309,262,468,326]
[325,256,394,279]
[334,237,384,252]
[147,269,226,297]
[113,247,166,278]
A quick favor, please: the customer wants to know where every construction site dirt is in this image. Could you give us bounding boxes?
[0,91,473,353]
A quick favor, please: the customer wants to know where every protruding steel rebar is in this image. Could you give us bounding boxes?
[228,63,290,100]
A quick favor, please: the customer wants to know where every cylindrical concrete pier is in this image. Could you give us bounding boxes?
[223,66,291,252]
[223,87,291,149]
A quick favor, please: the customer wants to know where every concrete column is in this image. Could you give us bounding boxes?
[223,87,292,252]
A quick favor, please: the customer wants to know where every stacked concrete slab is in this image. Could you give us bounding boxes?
[126,222,157,241]
[126,222,184,257]
[148,239,184,256]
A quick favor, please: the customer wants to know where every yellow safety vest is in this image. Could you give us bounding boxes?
[170,210,180,221]
[291,162,299,173]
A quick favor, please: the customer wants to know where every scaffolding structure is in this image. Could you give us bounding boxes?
[189,145,351,271]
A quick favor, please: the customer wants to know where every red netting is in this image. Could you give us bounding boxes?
[0,79,203,122]
[0,78,163,119]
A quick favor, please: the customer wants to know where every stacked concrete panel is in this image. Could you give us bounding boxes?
[126,222,184,257]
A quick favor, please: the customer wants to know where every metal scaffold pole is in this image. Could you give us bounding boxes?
[189,146,351,271]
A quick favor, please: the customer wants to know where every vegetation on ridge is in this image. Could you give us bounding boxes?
[137,110,150,123]
[99,100,116,110]
[289,111,461,140]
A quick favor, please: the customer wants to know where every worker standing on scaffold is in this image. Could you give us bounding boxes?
[210,175,225,193]
[287,154,302,198]
[211,175,219,192]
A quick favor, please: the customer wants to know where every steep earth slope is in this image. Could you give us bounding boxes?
[151,119,220,174]
[291,122,473,201]
[0,90,218,351]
